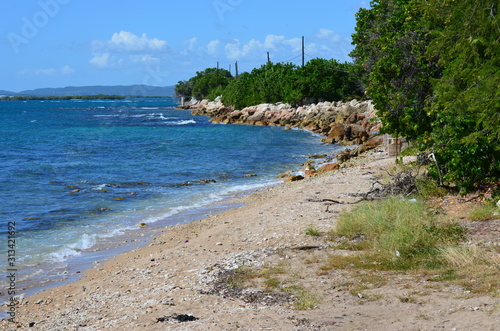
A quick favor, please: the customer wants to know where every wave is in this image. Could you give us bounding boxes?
[47,233,97,263]
[166,119,196,125]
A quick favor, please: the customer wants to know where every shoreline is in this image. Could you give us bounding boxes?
[3,149,498,330]
[0,177,281,313]
[2,98,347,316]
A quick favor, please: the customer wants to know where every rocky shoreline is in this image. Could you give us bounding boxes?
[178,98,382,147]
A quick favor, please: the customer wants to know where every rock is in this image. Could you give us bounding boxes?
[304,122,320,132]
[247,111,265,122]
[326,123,345,142]
[282,175,304,183]
[358,136,383,153]
[305,170,318,178]
[349,124,369,141]
[197,99,209,109]
[243,174,257,177]
[302,159,315,171]
[345,112,366,125]
[277,170,293,178]
[317,163,340,172]
[200,179,216,183]
[309,154,327,159]
[229,110,243,119]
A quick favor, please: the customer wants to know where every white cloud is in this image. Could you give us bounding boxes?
[317,28,342,43]
[90,53,111,68]
[89,31,169,68]
[61,65,75,75]
[206,40,220,55]
[130,55,160,64]
[92,31,167,53]
[18,66,75,76]
[224,35,304,61]
[185,37,197,51]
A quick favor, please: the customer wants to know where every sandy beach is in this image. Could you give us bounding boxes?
[2,149,499,330]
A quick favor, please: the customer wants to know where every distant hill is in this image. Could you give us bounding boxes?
[2,85,175,97]
[0,90,15,96]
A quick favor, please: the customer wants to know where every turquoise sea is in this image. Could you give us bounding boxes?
[0,98,341,306]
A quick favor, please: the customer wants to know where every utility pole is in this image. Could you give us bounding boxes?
[302,36,305,67]
[267,52,270,63]
[235,61,239,79]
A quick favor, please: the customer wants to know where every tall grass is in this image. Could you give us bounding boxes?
[335,197,466,269]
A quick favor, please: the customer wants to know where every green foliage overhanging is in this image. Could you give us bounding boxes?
[351,0,499,192]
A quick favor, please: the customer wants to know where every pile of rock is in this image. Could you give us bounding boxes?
[180,99,381,146]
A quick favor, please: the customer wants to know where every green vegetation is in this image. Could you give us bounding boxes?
[175,60,363,109]
[0,94,126,100]
[326,196,500,295]
[305,226,322,237]
[175,67,232,100]
[467,202,499,221]
[334,197,466,269]
[351,0,499,192]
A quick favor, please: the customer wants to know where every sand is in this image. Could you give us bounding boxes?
[2,150,499,330]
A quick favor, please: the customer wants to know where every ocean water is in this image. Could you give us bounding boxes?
[0,98,340,303]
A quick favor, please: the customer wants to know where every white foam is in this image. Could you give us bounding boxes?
[48,234,96,263]
[167,119,196,125]
[92,184,109,190]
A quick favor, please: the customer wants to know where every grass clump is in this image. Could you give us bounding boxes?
[305,226,322,237]
[467,202,498,221]
[334,196,466,270]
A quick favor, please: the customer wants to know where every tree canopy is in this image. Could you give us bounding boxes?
[351,0,499,192]
[176,60,363,109]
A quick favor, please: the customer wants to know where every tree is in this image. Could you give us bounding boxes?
[297,59,363,103]
[421,0,500,191]
[191,67,232,100]
[221,62,301,108]
[175,68,232,100]
[350,0,439,140]
[174,80,193,98]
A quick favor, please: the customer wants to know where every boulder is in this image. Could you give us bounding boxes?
[345,112,366,125]
[317,163,340,172]
[247,111,265,122]
[229,110,243,119]
[305,170,318,177]
[349,124,369,141]
[326,123,345,142]
[277,170,293,178]
[282,175,305,183]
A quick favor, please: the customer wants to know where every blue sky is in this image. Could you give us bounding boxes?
[1,0,369,92]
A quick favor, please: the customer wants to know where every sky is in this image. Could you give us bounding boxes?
[0,0,369,92]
